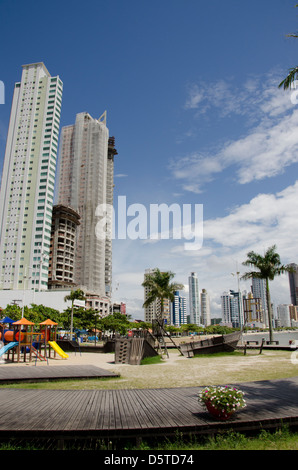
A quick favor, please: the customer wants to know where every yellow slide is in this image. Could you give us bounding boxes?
[48,341,69,359]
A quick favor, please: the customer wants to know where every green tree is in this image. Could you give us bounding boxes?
[279,4,298,89]
[165,325,180,335]
[61,306,98,332]
[241,245,292,342]
[180,323,201,334]
[2,304,22,322]
[142,269,184,326]
[99,312,130,336]
[28,304,61,324]
[64,289,86,339]
[204,324,234,335]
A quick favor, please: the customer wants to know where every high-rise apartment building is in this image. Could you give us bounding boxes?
[200,288,211,326]
[56,112,117,297]
[171,291,187,327]
[0,63,63,290]
[288,263,298,306]
[188,272,200,325]
[221,290,246,328]
[48,204,80,290]
[251,278,267,326]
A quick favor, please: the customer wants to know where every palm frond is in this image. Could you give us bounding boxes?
[279,66,298,89]
[142,269,183,311]
[241,271,263,281]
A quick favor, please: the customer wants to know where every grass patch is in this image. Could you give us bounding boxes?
[193,350,243,358]
[127,426,298,451]
[0,350,296,390]
[1,426,297,450]
[140,355,163,365]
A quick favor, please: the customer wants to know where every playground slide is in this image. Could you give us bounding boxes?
[48,341,69,359]
[0,342,18,357]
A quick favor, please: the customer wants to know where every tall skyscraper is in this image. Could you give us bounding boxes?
[288,263,298,306]
[171,291,187,327]
[251,278,267,326]
[276,304,292,328]
[48,204,80,290]
[0,63,63,291]
[221,290,245,328]
[188,272,200,325]
[56,112,117,296]
[200,288,211,326]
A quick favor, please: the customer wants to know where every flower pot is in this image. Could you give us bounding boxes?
[205,401,235,421]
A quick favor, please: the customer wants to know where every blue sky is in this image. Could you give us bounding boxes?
[1,0,298,319]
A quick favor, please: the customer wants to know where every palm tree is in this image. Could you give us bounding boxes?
[279,4,298,89]
[279,65,298,90]
[64,289,86,339]
[142,269,184,326]
[241,245,292,342]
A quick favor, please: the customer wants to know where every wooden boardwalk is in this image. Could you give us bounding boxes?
[0,372,298,444]
[0,365,119,383]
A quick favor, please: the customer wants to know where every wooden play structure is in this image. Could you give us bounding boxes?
[0,317,68,363]
[115,333,159,365]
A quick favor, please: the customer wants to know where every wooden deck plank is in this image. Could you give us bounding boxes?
[74,391,99,431]
[40,391,84,431]
[86,391,106,431]
[31,390,76,431]
[112,390,125,430]
[0,377,298,440]
[97,389,112,430]
[160,387,205,426]
[140,388,191,427]
[115,389,144,430]
[0,365,118,382]
[123,390,154,429]
[62,390,91,431]
[2,390,50,430]
[132,389,167,428]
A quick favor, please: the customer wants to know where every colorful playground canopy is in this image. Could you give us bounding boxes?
[13,317,35,326]
[0,317,58,326]
[0,317,15,324]
[40,319,58,326]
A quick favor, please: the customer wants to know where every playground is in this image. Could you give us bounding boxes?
[0,316,69,364]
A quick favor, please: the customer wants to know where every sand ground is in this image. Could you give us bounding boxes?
[1,346,298,390]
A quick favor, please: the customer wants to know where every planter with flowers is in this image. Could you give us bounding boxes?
[199,385,246,420]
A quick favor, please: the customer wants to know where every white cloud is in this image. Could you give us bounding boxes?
[203,182,298,254]
[223,110,298,184]
[113,74,298,319]
[184,72,293,118]
[113,181,298,319]
[171,75,298,193]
